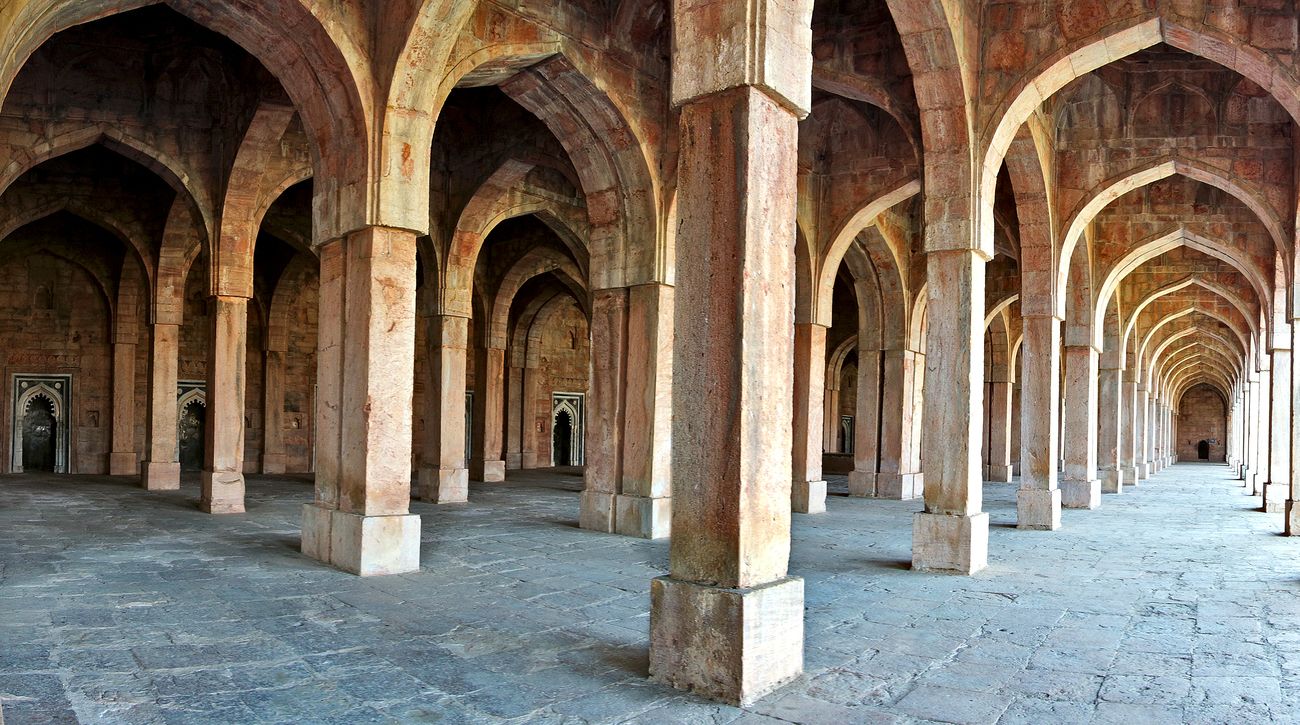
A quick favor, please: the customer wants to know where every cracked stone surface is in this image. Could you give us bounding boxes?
[2,463,1299,723]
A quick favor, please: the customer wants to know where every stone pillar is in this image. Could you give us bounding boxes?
[301,228,421,576]
[848,346,881,495]
[912,251,989,573]
[791,322,828,513]
[505,358,524,470]
[1265,347,1290,512]
[109,335,138,475]
[1122,372,1140,484]
[1061,345,1100,508]
[521,362,541,468]
[1147,394,1159,474]
[417,314,469,503]
[201,296,247,514]
[1286,342,1300,532]
[617,282,674,539]
[1135,383,1150,481]
[985,378,1013,483]
[1254,361,1271,497]
[580,288,628,532]
[823,384,840,452]
[1010,380,1021,476]
[1097,364,1123,493]
[142,322,180,489]
[469,345,506,482]
[877,348,922,499]
[261,348,286,474]
[1243,376,1258,486]
[648,20,807,700]
[1017,315,1061,530]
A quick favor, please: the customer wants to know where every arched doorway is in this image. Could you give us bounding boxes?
[179,399,207,472]
[553,409,572,466]
[550,394,584,467]
[1198,440,1210,460]
[21,397,56,472]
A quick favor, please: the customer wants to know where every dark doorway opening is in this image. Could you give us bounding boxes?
[22,397,56,472]
[1197,440,1210,460]
[179,400,207,471]
[553,409,572,466]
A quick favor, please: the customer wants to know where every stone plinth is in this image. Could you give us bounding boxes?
[1264,483,1288,513]
[1061,479,1101,509]
[791,479,826,514]
[470,458,505,482]
[912,512,988,574]
[847,470,875,497]
[1286,500,1300,536]
[326,509,421,576]
[109,452,137,476]
[579,490,615,532]
[986,464,1013,483]
[1100,467,1123,494]
[1017,488,1061,530]
[141,461,180,491]
[419,466,467,504]
[878,472,922,500]
[649,576,803,707]
[201,470,246,514]
[615,494,670,539]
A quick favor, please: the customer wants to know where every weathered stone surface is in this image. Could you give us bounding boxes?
[912,511,989,574]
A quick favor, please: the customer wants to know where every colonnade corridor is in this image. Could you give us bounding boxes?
[1,461,1295,723]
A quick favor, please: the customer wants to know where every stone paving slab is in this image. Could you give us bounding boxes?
[0,464,1297,723]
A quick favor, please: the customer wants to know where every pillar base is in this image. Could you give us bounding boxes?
[615,494,671,539]
[1099,468,1123,494]
[1138,463,1151,480]
[1061,479,1101,509]
[109,452,137,476]
[140,461,180,491]
[1285,500,1300,536]
[261,454,286,475]
[200,470,245,514]
[418,466,467,503]
[877,472,922,500]
[1263,483,1288,513]
[1122,466,1139,486]
[1016,488,1061,530]
[847,470,875,497]
[792,480,826,514]
[301,502,333,562]
[579,490,615,532]
[649,575,804,707]
[911,511,988,574]
[470,459,505,482]
[322,509,421,576]
[985,464,1013,483]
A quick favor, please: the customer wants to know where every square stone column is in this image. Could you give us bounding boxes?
[304,240,345,563]
[912,251,989,573]
[791,322,827,514]
[505,361,524,470]
[1122,374,1140,485]
[142,322,180,490]
[877,348,922,499]
[1286,340,1300,533]
[201,295,247,514]
[1135,384,1150,481]
[580,288,628,532]
[521,362,541,468]
[848,344,882,495]
[109,338,139,475]
[417,313,469,503]
[1254,363,1271,497]
[1061,345,1100,508]
[469,345,506,482]
[1017,314,1061,529]
[1265,348,1290,512]
[985,379,1013,482]
[1097,365,1123,493]
[303,228,421,576]
[617,282,673,539]
[648,78,805,705]
[1010,381,1021,476]
[260,348,286,474]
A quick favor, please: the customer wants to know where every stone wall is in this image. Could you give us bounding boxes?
[1178,384,1226,462]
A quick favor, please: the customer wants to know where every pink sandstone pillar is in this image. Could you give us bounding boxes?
[617,282,673,539]
[1243,375,1257,485]
[469,345,506,482]
[1135,382,1150,481]
[1097,364,1123,493]
[985,378,1013,482]
[877,349,922,499]
[301,228,421,576]
[791,322,828,514]
[1122,372,1139,484]
[912,251,989,573]
[1265,347,1290,512]
[417,313,469,502]
[1010,380,1021,476]
[848,345,882,495]
[521,361,541,468]
[823,384,840,452]
[1061,344,1099,507]
[580,288,627,532]
[261,348,286,474]
[304,241,344,559]
[142,322,181,489]
[505,358,524,470]
[109,333,138,475]
[201,296,247,514]
[1017,314,1061,529]
[648,7,808,698]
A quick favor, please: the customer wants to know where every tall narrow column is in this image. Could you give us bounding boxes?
[1010,380,1021,476]
[791,322,828,513]
[1243,376,1258,484]
[469,345,506,482]
[505,356,524,470]
[142,322,180,489]
[261,348,286,474]
[1265,347,1291,512]
[201,296,247,514]
[109,334,138,475]
[303,241,344,560]
[912,251,989,572]
[1061,344,1100,508]
[877,349,922,498]
[521,361,541,467]
[1018,315,1061,529]
[986,377,1013,482]
[580,288,627,532]
[1286,340,1300,532]
[648,16,807,698]
[417,314,469,503]
[1122,371,1140,484]
[1146,394,1159,474]
[1135,382,1150,481]
[1254,361,1271,497]
[823,383,840,452]
[618,282,674,538]
[848,345,881,495]
[302,228,421,575]
[1097,364,1123,493]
